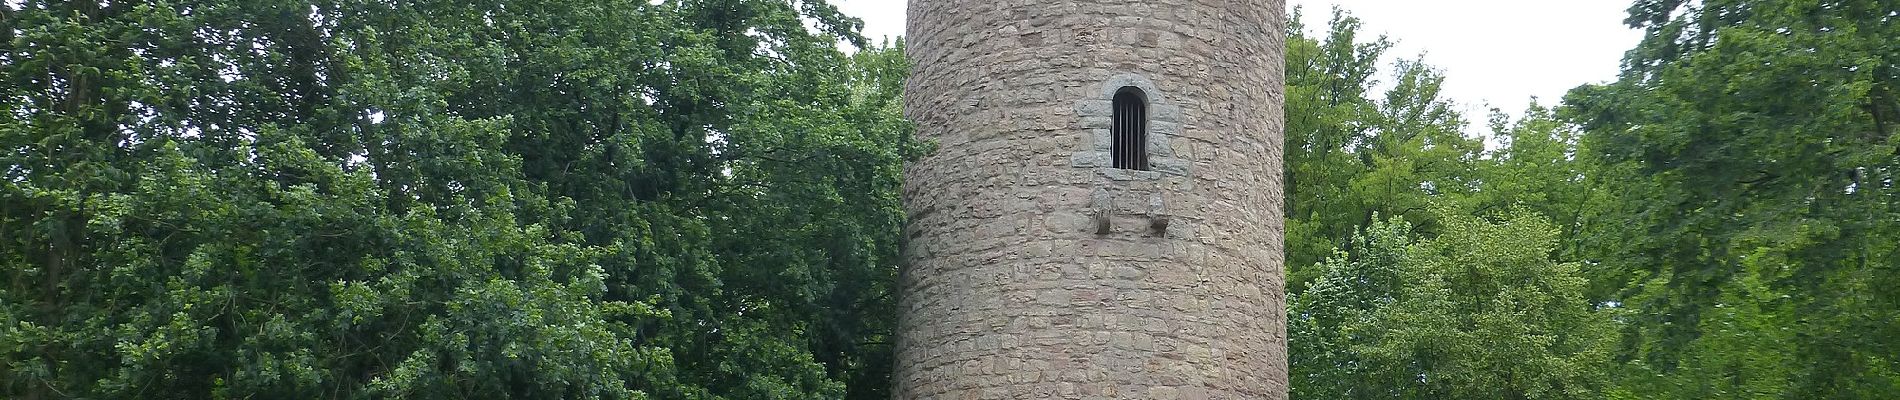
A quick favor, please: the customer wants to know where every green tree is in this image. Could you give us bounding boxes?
[1283,8,1484,292]
[1472,103,1593,260]
[1291,210,1615,399]
[1565,0,1900,396]
[1,0,915,398]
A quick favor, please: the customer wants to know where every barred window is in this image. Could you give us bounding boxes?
[1112,87,1148,170]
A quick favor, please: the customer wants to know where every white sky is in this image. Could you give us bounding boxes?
[834,0,1643,122]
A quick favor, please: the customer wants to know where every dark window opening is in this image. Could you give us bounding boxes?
[1112,87,1149,170]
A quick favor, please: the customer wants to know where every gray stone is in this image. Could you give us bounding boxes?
[1074,99,1113,115]
[1151,158,1192,176]
[1148,130,1174,154]
[1151,120,1182,136]
[1070,152,1110,168]
[1152,104,1185,122]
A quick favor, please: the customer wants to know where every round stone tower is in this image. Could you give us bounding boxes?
[896,0,1287,398]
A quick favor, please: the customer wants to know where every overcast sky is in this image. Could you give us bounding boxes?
[834,0,1644,124]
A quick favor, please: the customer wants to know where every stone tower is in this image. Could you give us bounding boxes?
[895,0,1287,398]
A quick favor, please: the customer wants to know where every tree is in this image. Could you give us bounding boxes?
[0,0,916,398]
[1564,0,1900,396]
[1472,103,1593,260]
[1291,210,1615,399]
[1283,7,1485,292]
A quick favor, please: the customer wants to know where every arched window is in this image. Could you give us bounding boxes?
[1112,87,1148,170]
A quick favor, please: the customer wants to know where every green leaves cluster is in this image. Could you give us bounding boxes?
[1568,0,1900,397]
[2,0,916,398]
[1287,1,1897,398]
[1283,8,1484,293]
[1284,10,1613,399]
[1293,211,1613,399]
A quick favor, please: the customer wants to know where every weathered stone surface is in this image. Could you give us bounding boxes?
[897,0,1287,399]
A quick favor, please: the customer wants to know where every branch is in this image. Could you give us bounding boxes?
[1738,171,1777,185]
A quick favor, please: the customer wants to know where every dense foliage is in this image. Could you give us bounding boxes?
[2,0,916,398]
[1292,211,1614,399]
[1571,0,1899,396]
[1285,2,1897,398]
[1283,11,1614,398]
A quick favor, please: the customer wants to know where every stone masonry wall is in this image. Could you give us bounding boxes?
[897,0,1287,399]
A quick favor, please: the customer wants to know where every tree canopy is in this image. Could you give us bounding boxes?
[3,0,915,398]
[1285,2,1898,398]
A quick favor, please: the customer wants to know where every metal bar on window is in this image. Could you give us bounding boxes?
[1110,88,1148,171]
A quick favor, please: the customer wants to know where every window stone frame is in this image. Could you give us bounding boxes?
[1070,73,1188,179]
